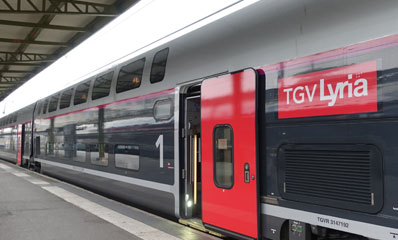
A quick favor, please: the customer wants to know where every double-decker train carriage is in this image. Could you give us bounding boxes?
[1,1,398,239]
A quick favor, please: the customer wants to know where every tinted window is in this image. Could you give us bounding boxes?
[90,144,109,166]
[74,80,90,105]
[60,88,73,109]
[12,114,17,123]
[48,93,60,112]
[115,144,140,170]
[42,98,49,114]
[36,102,42,115]
[116,58,145,93]
[213,125,234,189]
[73,143,87,162]
[153,99,173,121]
[92,71,113,100]
[150,48,169,83]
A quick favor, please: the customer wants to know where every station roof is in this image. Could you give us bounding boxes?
[0,0,140,101]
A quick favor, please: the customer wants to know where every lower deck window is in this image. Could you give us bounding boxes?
[115,144,139,170]
[90,144,109,166]
[73,143,87,162]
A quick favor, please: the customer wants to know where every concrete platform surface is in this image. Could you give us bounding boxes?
[0,160,221,240]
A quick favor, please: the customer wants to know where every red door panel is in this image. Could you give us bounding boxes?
[201,69,258,239]
[17,124,22,166]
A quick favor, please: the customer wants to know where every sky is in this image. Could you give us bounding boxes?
[0,0,258,117]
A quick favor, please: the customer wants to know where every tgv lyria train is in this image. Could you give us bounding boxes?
[1,0,398,239]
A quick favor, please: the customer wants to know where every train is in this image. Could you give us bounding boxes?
[0,0,397,239]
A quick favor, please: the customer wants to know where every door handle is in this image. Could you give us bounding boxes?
[244,163,250,183]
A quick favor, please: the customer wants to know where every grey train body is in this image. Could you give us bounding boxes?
[0,1,397,239]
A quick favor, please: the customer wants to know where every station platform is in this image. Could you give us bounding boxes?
[0,160,222,240]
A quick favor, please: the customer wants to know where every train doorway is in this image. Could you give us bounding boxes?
[181,84,202,221]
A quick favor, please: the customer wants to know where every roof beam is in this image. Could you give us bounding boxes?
[0,38,68,46]
[0,76,24,83]
[0,19,89,32]
[0,0,118,16]
[0,62,42,66]
[0,52,55,63]
[0,83,21,88]
[0,70,32,73]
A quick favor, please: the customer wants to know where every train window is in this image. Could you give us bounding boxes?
[116,58,145,93]
[213,125,234,189]
[36,102,42,116]
[42,98,49,114]
[12,114,17,123]
[153,99,173,121]
[115,144,140,170]
[46,141,56,156]
[73,143,87,162]
[74,80,91,105]
[60,88,73,109]
[90,143,109,166]
[92,71,114,100]
[35,136,40,156]
[150,48,169,83]
[7,115,12,124]
[48,93,60,112]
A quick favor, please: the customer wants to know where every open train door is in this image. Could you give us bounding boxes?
[201,69,259,239]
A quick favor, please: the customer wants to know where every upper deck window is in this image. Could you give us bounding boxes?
[42,98,49,114]
[36,102,42,116]
[74,80,91,105]
[116,58,145,93]
[150,48,169,83]
[60,88,73,109]
[92,71,113,100]
[12,114,17,123]
[48,93,60,112]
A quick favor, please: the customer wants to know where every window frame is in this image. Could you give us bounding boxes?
[116,58,145,94]
[150,48,169,84]
[213,124,234,189]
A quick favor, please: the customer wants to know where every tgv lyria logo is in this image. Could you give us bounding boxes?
[283,75,368,107]
[278,61,378,119]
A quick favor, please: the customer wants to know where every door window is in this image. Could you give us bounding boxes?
[213,125,234,189]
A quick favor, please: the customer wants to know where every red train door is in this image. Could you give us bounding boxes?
[16,124,23,166]
[201,69,259,239]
